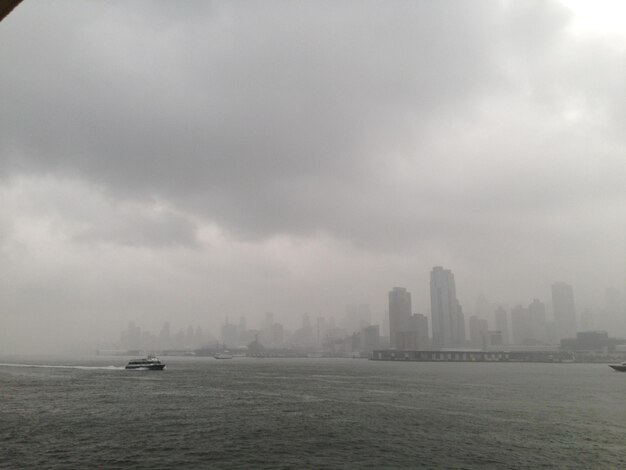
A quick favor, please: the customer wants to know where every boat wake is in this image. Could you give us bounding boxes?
[0,363,125,370]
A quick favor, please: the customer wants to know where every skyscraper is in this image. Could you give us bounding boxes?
[494,305,509,345]
[527,298,548,344]
[395,313,429,350]
[474,294,492,321]
[430,266,465,348]
[388,287,411,348]
[360,325,380,354]
[469,315,489,349]
[551,282,577,339]
[511,305,531,345]
[411,313,430,349]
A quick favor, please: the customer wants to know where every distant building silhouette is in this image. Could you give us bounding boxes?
[360,325,380,354]
[411,313,430,349]
[221,319,238,348]
[488,330,503,346]
[469,315,489,349]
[561,330,615,352]
[545,321,559,345]
[552,282,577,339]
[494,306,509,344]
[388,287,411,349]
[511,305,531,345]
[528,298,548,344]
[474,294,493,321]
[430,267,465,348]
[395,314,429,350]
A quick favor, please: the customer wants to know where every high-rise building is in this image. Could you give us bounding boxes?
[388,287,411,349]
[411,313,430,349]
[546,321,559,345]
[221,319,238,348]
[395,314,430,350]
[469,315,489,349]
[430,266,465,348]
[511,305,531,345]
[551,282,577,339]
[488,330,503,346]
[474,294,493,322]
[494,306,509,345]
[360,325,380,353]
[527,299,548,344]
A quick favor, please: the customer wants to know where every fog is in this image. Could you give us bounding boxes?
[1,1,626,353]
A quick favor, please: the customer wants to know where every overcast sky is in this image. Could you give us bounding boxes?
[2,1,626,353]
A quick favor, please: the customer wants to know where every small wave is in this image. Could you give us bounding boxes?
[0,363,125,370]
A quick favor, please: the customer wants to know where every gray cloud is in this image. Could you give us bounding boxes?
[3,0,624,246]
[2,1,518,238]
[73,208,199,248]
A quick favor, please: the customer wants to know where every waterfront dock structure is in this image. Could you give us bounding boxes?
[371,349,575,363]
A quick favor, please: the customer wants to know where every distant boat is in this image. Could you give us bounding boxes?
[608,362,626,372]
[214,351,233,360]
[125,355,166,370]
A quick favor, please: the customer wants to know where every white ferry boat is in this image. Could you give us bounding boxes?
[125,355,166,370]
[214,351,233,359]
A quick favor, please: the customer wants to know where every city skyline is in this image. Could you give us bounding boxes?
[107,266,626,356]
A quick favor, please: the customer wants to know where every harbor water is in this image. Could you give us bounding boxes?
[1,357,625,468]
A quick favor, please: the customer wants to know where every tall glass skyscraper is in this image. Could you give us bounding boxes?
[388,287,411,349]
[430,266,465,348]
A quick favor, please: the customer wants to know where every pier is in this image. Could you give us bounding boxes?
[371,349,575,363]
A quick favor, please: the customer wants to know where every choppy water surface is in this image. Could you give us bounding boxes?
[1,357,625,469]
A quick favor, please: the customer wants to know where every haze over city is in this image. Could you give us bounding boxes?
[2,0,626,354]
